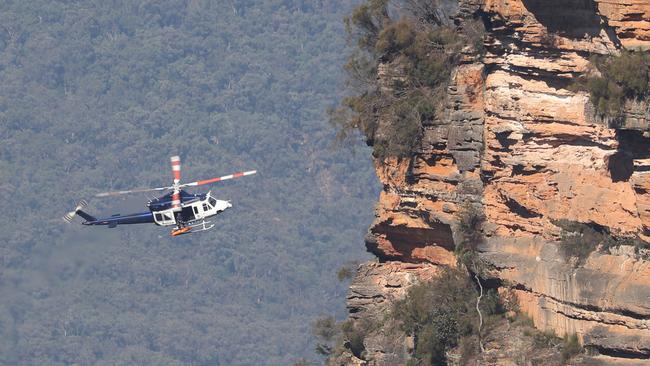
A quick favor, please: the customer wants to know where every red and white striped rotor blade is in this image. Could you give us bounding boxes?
[180,170,257,188]
[171,155,181,184]
[95,186,171,198]
[170,156,182,212]
[171,190,182,212]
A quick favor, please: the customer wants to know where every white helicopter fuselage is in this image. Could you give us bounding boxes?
[151,192,232,227]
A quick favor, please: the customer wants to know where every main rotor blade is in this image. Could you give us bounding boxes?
[94,186,171,198]
[180,170,257,188]
[170,156,182,212]
[171,155,181,184]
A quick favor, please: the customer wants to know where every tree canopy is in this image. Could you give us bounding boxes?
[0,1,379,364]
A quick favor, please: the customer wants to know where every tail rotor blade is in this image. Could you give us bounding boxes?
[180,170,257,188]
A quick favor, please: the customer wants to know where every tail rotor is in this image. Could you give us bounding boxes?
[63,199,88,223]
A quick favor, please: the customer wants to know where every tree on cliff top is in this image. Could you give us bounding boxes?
[329,0,485,159]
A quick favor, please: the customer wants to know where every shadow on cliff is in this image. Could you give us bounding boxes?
[521,0,619,44]
[365,221,455,262]
[608,130,650,182]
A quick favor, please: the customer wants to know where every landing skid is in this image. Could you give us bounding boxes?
[170,220,215,237]
[188,220,215,232]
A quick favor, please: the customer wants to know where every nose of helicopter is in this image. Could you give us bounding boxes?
[215,199,232,212]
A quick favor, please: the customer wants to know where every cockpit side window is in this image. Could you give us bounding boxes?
[209,197,217,207]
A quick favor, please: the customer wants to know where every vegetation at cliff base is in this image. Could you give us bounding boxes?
[561,333,582,363]
[577,49,650,121]
[393,268,504,365]
[330,0,485,158]
[519,324,582,365]
[311,315,372,360]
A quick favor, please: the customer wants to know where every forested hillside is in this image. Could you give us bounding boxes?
[0,1,378,365]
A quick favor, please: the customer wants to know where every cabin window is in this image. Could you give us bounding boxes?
[193,206,199,215]
[154,211,175,224]
[203,203,209,211]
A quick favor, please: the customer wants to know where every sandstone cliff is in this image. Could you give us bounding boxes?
[342,1,650,364]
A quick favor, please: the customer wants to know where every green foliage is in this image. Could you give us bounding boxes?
[587,75,625,119]
[345,0,390,51]
[332,0,484,158]
[312,316,339,356]
[458,335,481,365]
[514,313,536,328]
[523,328,582,364]
[0,1,380,365]
[375,20,417,56]
[553,220,646,266]
[503,293,582,364]
[311,316,370,359]
[454,203,486,271]
[532,330,560,349]
[556,222,601,266]
[401,0,454,27]
[561,333,582,363]
[481,289,504,316]
[337,262,358,282]
[580,50,650,120]
[337,267,354,281]
[464,19,487,56]
[340,319,368,358]
[392,269,481,365]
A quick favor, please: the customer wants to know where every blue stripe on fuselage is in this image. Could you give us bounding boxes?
[82,211,154,226]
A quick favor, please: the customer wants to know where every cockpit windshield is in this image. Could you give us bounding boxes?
[208,197,217,207]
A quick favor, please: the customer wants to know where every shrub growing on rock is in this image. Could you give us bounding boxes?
[392,268,504,365]
[554,219,647,266]
[312,315,339,356]
[579,49,650,121]
[454,202,486,271]
[561,333,582,363]
[311,315,371,360]
[393,269,477,364]
[337,261,359,282]
[330,0,485,158]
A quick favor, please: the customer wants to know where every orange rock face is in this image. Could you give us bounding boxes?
[596,0,650,49]
[352,0,650,362]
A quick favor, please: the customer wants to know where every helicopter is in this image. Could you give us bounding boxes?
[63,156,256,236]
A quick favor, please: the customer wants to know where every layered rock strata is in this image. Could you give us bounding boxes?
[344,0,650,364]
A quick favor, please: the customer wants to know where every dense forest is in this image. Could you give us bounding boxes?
[0,1,379,365]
